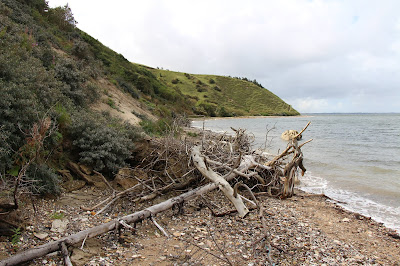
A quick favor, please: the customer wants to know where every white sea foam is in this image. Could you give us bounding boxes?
[299,172,400,233]
[193,114,400,233]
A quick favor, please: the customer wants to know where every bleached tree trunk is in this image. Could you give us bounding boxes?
[191,146,249,218]
[1,164,254,266]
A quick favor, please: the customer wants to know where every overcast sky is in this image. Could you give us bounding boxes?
[48,0,400,113]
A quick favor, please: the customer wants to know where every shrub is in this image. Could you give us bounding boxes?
[140,116,186,137]
[107,97,117,109]
[82,82,100,103]
[72,39,91,60]
[117,78,139,99]
[187,132,198,137]
[135,76,152,94]
[68,112,136,174]
[39,47,55,69]
[209,78,215,84]
[0,83,38,172]
[0,127,12,174]
[171,78,179,84]
[198,102,217,117]
[26,163,61,195]
[213,86,221,92]
[54,57,87,106]
[140,118,170,136]
[55,103,71,129]
[218,107,232,117]
[47,4,77,31]
[196,86,207,93]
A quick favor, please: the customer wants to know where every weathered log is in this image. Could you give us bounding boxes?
[60,242,72,266]
[191,146,249,218]
[67,161,94,185]
[0,159,252,266]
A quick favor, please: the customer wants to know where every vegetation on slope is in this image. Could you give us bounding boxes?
[148,68,299,117]
[0,0,142,195]
[0,0,298,197]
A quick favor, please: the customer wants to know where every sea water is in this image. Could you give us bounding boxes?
[192,114,400,232]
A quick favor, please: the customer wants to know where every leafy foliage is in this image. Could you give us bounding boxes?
[26,163,61,195]
[47,4,77,31]
[0,0,140,193]
[0,0,299,196]
[11,227,21,246]
[232,76,265,88]
[68,112,137,174]
[140,118,172,136]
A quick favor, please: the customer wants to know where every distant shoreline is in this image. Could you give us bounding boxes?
[190,113,400,122]
[190,115,312,121]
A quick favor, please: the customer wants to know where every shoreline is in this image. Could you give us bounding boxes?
[1,186,399,265]
[1,128,399,264]
[190,114,313,121]
[187,125,400,236]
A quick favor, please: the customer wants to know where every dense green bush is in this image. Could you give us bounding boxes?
[0,127,12,174]
[139,115,188,136]
[213,86,221,92]
[54,57,87,105]
[135,75,152,94]
[68,112,137,174]
[0,83,39,172]
[140,118,171,136]
[47,4,76,31]
[116,78,140,99]
[26,163,61,195]
[218,106,233,117]
[198,102,217,117]
[72,39,92,60]
[196,86,207,93]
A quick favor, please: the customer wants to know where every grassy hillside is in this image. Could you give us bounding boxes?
[0,0,155,193]
[0,0,298,196]
[147,67,299,117]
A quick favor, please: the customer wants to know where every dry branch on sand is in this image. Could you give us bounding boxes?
[1,122,311,265]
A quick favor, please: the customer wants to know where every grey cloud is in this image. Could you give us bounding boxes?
[48,0,400,113]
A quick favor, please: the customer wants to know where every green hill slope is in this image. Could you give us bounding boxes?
[147,67,299,116]
[0,0,298,195]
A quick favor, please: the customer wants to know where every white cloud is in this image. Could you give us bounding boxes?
[290,97,330,113]
[48,0,400,113]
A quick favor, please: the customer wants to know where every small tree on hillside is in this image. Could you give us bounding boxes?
[48,4,77,31]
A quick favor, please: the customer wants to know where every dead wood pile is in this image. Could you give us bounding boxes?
[0,122,312,265]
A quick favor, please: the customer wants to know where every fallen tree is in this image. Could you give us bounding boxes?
[191,145,249,217]
[0,153,256,266]
[1,122,312,265]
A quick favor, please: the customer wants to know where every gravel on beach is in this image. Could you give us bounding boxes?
[1,186,399,265]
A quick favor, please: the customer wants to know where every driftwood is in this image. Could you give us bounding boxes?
[60,242,72,266]
[67,161,94,185]
[0,153,255,266]
[1,122,312,265]
[192,145,249,217]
